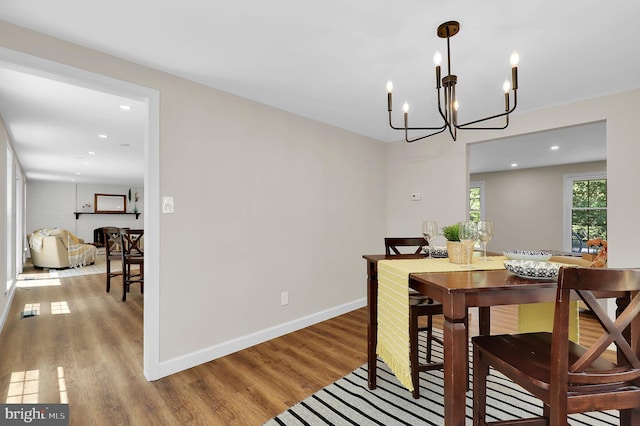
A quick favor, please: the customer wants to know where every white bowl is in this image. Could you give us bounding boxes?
[504,260,560,280]
[503,250,552,261]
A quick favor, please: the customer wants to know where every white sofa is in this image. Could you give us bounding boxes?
[28,229,97,269]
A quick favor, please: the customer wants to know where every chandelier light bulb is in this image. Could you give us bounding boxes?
[503,80,511,93]
[386,81,393,93]
[403,102,410,113]
[453,100,459,111]
[434,51,442,66]
[510,51,520,67]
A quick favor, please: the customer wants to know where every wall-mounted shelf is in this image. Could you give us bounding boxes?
[74,212,141,220]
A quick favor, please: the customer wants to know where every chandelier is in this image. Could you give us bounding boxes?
[386,21,519,142]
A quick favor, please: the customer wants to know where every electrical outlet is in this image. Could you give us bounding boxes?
[280,291,289,306]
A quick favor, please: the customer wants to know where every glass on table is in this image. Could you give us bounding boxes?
[477,221,494,261]
[422,220,438,258]
[458,221,478,269]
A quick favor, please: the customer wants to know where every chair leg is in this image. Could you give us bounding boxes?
[465,313,470,391]
[472,345,488,426]
[122,265,129,302]
[426,314,434,363]
[410,311,420,399]
[105,261,111,292]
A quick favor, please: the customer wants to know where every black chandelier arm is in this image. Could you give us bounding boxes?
[388,111,448,132]
[457,115,509,131]
[436,87,451,126]
[455,90,518,129]
[404,126,448,143]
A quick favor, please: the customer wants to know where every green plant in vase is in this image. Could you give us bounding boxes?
[442,223,469,264]
[441,224,460,242]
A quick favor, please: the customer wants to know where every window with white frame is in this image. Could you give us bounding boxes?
[469,181,485,222]
[563,172,607,253]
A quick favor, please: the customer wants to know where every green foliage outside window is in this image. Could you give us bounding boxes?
[571,179,607,252]
[469,187,481,222]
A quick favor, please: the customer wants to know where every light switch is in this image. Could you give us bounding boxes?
[162,196,174,213]
[410,192,421,201]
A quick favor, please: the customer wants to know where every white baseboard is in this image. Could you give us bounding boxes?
[0,285,16,335]
[152,297,366,380]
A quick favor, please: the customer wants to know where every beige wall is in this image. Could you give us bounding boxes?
[385,136,468,246]
[0,21,387,379]
[471,161,606,253]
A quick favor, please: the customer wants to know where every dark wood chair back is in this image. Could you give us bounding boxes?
[120,228,144,258]
[118,228,144,301]
[103,226,126,293]
[473,266,640,424]
[384,237,427,255]
[554,267,640,389]
[103,226,124,257]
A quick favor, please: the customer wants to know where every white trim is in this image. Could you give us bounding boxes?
[143,92,161,380]
[0,285,16,334]
[562,171,607,252]
[153,298,366,379]
[0,47,162,381]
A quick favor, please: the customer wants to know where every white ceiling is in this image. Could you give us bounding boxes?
[469,121,606,174]
[1,0,637,183]
[0,66,146,185]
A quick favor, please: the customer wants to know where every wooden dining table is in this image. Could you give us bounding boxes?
[363,253,637,426]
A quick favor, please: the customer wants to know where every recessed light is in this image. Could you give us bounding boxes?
[88,151,96,155]
[120,105,132,110]
[550,145,559,150]
[98,134,108,139]
[511,163,518,167]
[75,172,81,175]
[83,162,90,166]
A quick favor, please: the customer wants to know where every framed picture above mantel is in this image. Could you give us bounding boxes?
[94,193,127,213]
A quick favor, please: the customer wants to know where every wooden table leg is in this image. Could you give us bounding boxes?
[443,312,468,426]
[478,306,491,336]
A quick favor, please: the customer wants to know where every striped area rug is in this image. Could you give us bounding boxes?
[264,334,619,425]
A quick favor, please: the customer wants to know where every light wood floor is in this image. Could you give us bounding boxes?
[0,269,609,425]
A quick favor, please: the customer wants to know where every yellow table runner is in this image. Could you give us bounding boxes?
[377,256,507,392]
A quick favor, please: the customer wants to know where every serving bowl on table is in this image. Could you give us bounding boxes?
[503,250,552,261]
[428,246,448,258]
[503,259,561,280]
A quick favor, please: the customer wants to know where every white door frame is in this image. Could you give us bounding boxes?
[0,47,161,380]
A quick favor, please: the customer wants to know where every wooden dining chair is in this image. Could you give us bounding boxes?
[118,228,144,301]
[384,237,444,398]
[385,237,428,255]
[473,267,640,425]
[103,226,125,293]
